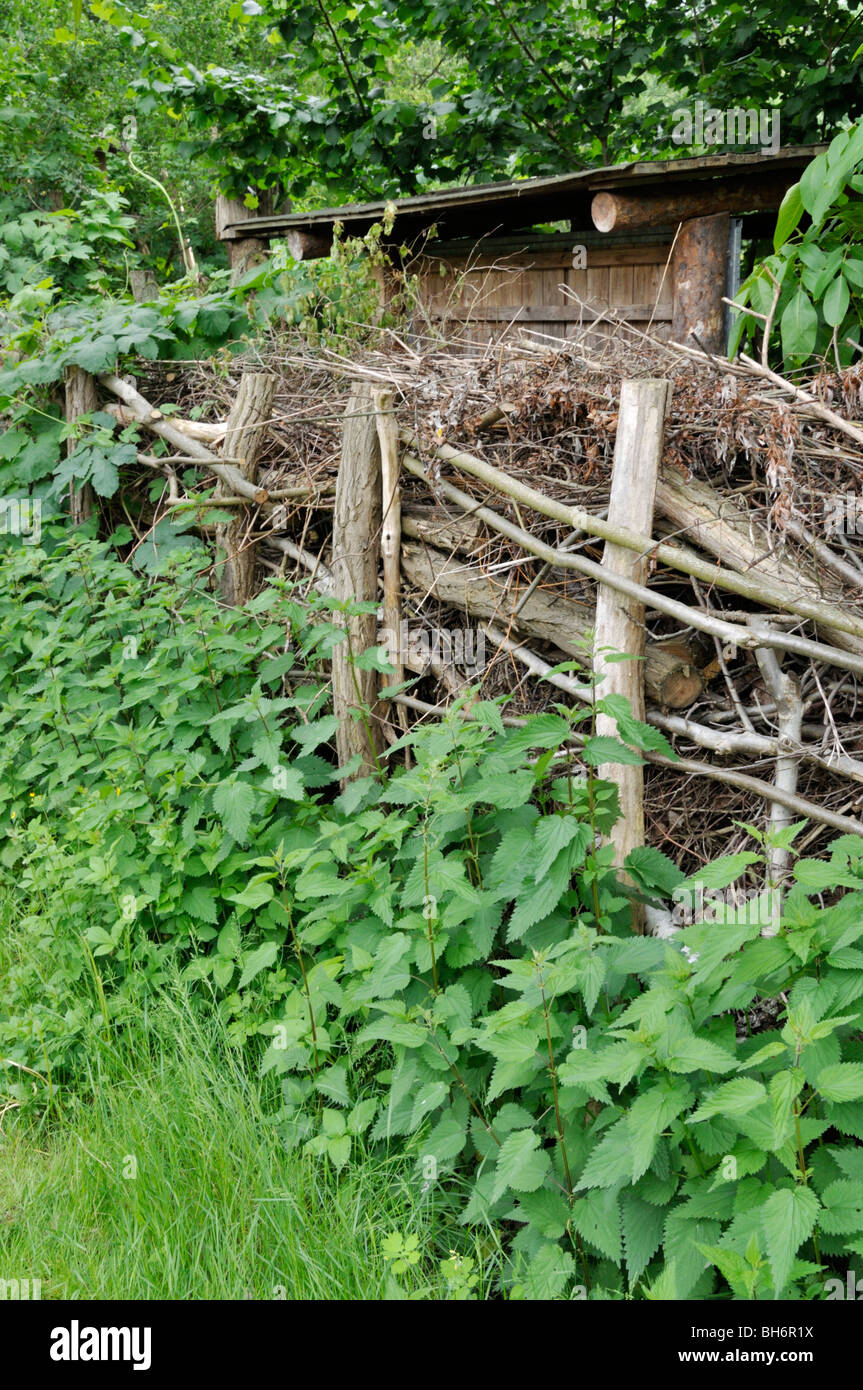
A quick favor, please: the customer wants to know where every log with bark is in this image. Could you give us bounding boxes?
[400,541,703,708]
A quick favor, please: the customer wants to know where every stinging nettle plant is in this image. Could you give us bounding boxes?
[2,533,863,1299]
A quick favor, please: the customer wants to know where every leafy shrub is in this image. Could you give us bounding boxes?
[2,533,863,1300]
[732,119,863,369]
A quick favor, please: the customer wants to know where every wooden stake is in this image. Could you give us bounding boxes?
[373,389,407,728]
[64,366,98,525]
[215,371,276,606]
[594,379,671,932]
[331,382,385,780]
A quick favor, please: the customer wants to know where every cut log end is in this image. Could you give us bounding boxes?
[591,191,618,233]
[658,663,704,709]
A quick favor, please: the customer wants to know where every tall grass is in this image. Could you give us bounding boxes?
[0,988,469,1300]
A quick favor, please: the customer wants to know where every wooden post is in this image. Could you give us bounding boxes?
[215,191,279,285]
[215,371,276,606]
[64,366,98,525]
[373,389,406,727]
[332,382,385,779]
[594,378,672,932]
[671,213,730,354]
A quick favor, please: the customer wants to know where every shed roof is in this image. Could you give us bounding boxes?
[222,145,822,245]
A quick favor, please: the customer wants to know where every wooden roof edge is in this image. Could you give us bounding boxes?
[223,144,825,240]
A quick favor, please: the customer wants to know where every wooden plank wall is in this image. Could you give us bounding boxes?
[406,240,674,348]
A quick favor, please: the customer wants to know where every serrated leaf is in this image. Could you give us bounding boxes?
[238,939,279,988]
[621,1192,665,1283]
[212,779,256,843]
[817,1063,863,1102]
[491,1129,550,1201]
[761,1186,820,1293]
[690,1077,767,1124]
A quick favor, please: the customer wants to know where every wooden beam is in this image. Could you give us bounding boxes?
[374,389,406,725]
[593,379,671,932]
[671,212,730,353]
[422,303,673,323]
[287,229,333,261]
[590,174,796,233]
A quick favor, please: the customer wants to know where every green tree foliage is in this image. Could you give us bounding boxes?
[93,0,863,207]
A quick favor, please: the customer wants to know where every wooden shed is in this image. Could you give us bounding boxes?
[218,146,821,353]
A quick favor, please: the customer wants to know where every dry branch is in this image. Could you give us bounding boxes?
[99,374,269,503]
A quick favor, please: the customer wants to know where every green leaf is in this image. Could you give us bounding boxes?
[817,1063,863,1102]
[226,879,274,909]
[523,1242,575,1299]
[491,1129,550,1201]
[180,884,219,923]
[818,1180,863,1235]
[761,1186,820,1293]
[780,289,818,363]
[823,274,851,328]
[212,779,256,843]
[666,1033,738,1075]
[621,1192,665,1282]
[581,735,644,767]
[690,1078,767,1124]
[571,1188,621,1263]
[774,183,804,250]
[238,939,279,988]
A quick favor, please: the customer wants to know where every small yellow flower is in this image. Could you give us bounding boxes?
[10,811,15,819]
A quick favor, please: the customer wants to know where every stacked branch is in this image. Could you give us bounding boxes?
[63,317,863,886]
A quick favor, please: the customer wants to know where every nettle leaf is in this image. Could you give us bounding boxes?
[180,884,219,923]
[761,1186,820,1293]
[689,1077,767,1124]
[578,1117,633,1190]
[621,1192,665,1283]
[627,1082,692,1180]
[523,1242,575,1299]
[491,1129,550,1201]
[212,779,256,843]
[666,1032,738,1076]
[581,734,644,767]
[238,939,280,988]
[817,1062,863,1103]
[817,1180,863,1235]
[531,815,590,881]
[516,1188,570,1240]
[571,1188,621,1263]
[506,845,576,941]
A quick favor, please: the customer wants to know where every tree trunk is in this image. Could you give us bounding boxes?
[215,371,276,606]
[331,383,385,779]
